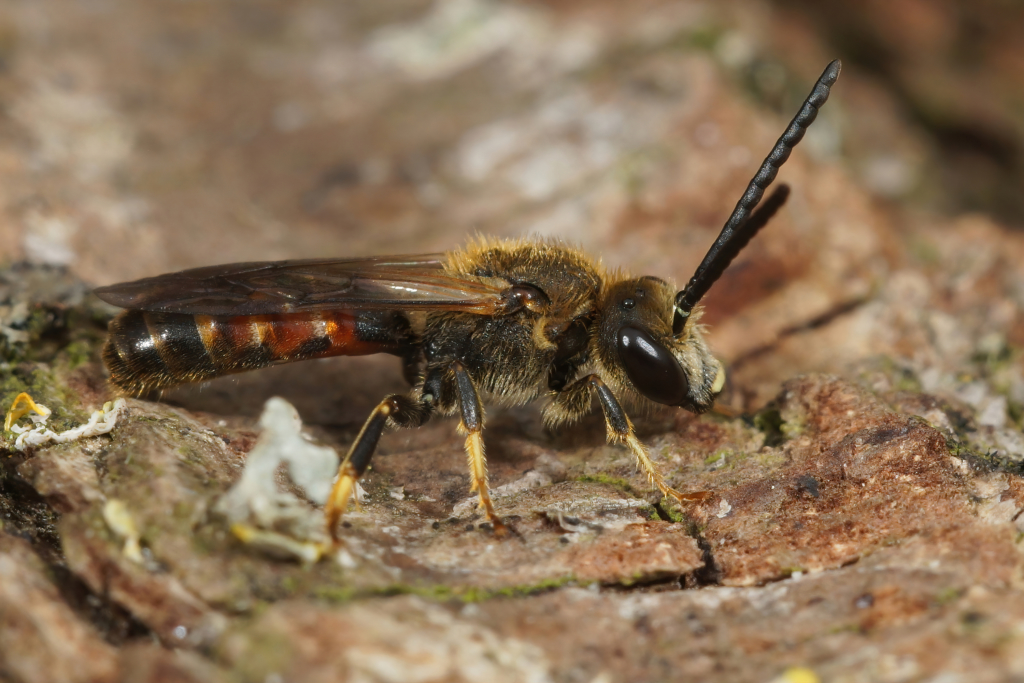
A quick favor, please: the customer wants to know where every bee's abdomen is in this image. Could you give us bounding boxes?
[103,310,410,395]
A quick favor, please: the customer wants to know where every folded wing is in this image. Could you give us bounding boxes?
[94,254,507,316]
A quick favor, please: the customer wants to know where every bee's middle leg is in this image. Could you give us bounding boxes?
[449,361,507,536]
[325,394,431,541]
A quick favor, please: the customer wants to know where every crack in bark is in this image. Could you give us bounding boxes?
[0,459,151,645]
[683,521,723,589]
[649,501,723,589]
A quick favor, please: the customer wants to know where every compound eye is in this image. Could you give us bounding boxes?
[617,326,689,406]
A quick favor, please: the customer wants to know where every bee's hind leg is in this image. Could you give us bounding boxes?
[325,394,431,541]
[547,375,709,506]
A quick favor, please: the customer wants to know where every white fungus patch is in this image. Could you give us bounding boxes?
[6,395,126,451]
[216,397,339,550]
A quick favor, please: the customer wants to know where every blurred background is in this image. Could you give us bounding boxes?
[1,0,1022,419]
[7,6,1024,680]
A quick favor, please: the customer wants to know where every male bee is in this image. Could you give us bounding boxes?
[96,61,841,539]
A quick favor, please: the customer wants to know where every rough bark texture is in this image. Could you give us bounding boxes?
[3,2,1024,682]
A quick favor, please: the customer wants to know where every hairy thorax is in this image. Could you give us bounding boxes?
[420,238,605,404]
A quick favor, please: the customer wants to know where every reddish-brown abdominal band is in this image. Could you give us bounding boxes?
[103,309,403,394]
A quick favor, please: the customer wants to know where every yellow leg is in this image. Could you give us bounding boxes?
[324,461,359,542]
[622,433,709,504]
[460,427,505,534]
[324,398,397,542]
[450,362,507,535]
[584,374,710,505]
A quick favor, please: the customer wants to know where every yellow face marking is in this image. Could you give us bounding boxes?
[712,362,726,394]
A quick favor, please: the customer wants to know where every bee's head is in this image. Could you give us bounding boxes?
[595,180,799,415]
[593,184,797,415]
[596,276,724,414]
[595,59,841,413]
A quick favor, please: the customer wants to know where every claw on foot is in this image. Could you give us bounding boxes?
[482,506,509,537]
[667,489,713,504]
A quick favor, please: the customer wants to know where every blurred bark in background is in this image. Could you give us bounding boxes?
[4,2,1024,682]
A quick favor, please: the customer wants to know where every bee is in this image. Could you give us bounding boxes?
[96,61,841,540]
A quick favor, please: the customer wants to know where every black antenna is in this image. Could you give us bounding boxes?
[674,59,841,334]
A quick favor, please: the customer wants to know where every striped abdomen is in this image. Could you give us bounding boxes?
[103,309,413,394]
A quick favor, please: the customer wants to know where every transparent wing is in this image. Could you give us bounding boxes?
[94,254,507,316]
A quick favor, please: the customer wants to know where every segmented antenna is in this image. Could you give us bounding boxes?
[673,59,841,334]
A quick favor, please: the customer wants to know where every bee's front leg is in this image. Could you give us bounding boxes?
[547,375,709,505]
[325,394,431,541]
